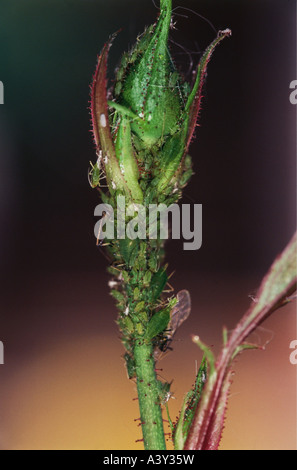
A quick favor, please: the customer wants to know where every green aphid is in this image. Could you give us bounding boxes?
[107,265,122,277]
[124,352,136,379]
[134,301,145,314]
[150,268,168,302]
[114,81,122,97]
[110,289,125,303]
[119,52,129,73]
[121,270,130,283]
[132,257,140,272]
[168,71,180,90]
[155,127,188,193]
[173,357,208,450]
[182,81,191,99]
[128,242,140,268]
[138,311,148,324]
[156,380,172,405]
[184,154,192,170]
[137,256,147,271]
[145,307,170,341]
[139,241,147,257]
[143,270,152,287]
[88,155,102,188]
[164,193,180,207]
[115,65,124,83]
[123,317,134,335]
[133,287,140,301]
[100,191,110,205]
[135,322,145,336]
[185,358,207,419]
[148,251,158,272]
[119,238,139,266]
[179,168,194,188]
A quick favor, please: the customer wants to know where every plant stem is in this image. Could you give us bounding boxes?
[133,341,166,450]
[90,0,233,451]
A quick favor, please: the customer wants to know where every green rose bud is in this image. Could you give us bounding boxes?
[90,0,231,202]
[116,0,182,149]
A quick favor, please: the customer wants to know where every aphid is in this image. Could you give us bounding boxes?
[169,290,191,339]
[119,238,140,268]
[145,307,171,341]
[173,357,207,442]
[150,268,168,302]
[110,289,125,303]
[156,290,191,355]
[134,301,146,314]
[156,380,173,405]
[88,155,103,189]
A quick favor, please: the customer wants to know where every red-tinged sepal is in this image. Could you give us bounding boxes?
[184,29,232,152]
[155,29,231,195]
[91,34,116,154]
[91,35,133,199]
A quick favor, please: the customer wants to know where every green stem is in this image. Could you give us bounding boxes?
[133,341,166,450]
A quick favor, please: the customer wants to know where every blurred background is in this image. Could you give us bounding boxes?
[0,0,296,450]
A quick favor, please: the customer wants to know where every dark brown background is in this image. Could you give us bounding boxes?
[0,0,296,449]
